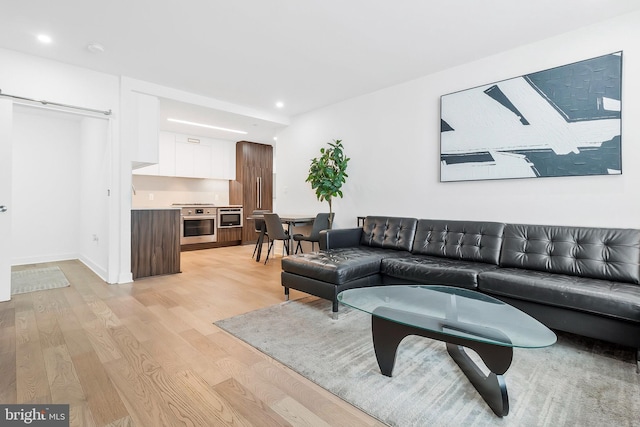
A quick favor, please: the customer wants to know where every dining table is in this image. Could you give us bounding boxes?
[247,214,316,262]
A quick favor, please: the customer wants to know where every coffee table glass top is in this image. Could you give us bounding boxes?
[338,285,556,348]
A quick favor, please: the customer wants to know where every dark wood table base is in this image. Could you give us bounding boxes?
[371,313,512,417]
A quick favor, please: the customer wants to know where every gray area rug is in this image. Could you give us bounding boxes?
[215,297,640,426]
[11,266,70,295]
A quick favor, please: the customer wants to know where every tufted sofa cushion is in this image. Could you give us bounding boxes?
[478,268,640,322]
[500,224,640,284]
[411,219,505,265]
[360,216,418,251]
[382,256,499,289]
[281,247,408,285]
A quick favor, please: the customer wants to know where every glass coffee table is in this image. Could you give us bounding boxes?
[338,285,557,417]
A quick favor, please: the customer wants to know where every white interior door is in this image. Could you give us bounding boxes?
[0,99,12,302]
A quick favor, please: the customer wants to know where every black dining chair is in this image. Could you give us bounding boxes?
[293,212,334,254]
[251,209,271,259]
[263,213,291,264]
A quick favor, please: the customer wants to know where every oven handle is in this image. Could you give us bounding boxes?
[182,215,217,221]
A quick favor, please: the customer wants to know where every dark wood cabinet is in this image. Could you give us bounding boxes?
[131,209,181,279]
[230,141,273,243]
[217,227,243,243]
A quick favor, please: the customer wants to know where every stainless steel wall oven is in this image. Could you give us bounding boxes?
[176,205,217,244]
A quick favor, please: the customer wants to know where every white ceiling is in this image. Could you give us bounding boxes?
[159,98,286,143]
[3,0,640,143]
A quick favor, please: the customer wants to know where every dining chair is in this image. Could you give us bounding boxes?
[263,213,291,264]
[293,212,334,254]
[251,209,270,259]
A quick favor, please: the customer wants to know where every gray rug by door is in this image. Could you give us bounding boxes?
[11,266,70,295]
[215,297,640,427]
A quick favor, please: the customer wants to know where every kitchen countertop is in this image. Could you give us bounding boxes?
[131,205,242,210]
[131,207,182,210]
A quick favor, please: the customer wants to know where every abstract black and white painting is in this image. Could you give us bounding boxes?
[440,52,622,182]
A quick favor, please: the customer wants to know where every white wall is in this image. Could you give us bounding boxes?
[11,107,111,275]
[275,11,640,229]
[12,107,82,264]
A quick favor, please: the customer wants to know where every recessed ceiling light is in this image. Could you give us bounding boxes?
[276,101,284,109]
[37,34,52,44]
[273,136,278,141]
[167,118,247,135]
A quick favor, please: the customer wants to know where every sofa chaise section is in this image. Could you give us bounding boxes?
[282,217,503,312]
[281,217,418,313]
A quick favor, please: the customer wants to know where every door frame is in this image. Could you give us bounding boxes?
[0,99,12,301]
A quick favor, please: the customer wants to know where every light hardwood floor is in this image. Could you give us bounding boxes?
[1,245,384,427]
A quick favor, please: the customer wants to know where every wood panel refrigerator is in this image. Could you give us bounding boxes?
[229,141,273,244]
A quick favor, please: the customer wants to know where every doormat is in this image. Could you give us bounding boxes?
[11,266,70,295]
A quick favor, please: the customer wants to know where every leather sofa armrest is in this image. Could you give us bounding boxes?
[319,228,363,250]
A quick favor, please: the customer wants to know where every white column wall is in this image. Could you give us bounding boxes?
[79,117,111,278]
[275,11,640,229]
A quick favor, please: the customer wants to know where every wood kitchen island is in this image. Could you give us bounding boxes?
[131,208,181,279]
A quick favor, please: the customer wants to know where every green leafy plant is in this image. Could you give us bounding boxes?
[306,139,350,228]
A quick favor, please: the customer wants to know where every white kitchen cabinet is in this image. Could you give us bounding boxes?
[157,132,176,176]
[175,141,212,178]
[133,131,175,176]
[133,131,236,179]
[210,139,236,180]
[130,93,159,168]
[194,144,213,177]
[175,137,234,179]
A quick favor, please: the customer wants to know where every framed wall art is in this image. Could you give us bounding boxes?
[440,52,622,182]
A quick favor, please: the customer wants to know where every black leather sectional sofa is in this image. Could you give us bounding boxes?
[281,216,640,355]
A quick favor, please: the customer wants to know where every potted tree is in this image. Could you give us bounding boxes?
[306,139,350,228]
